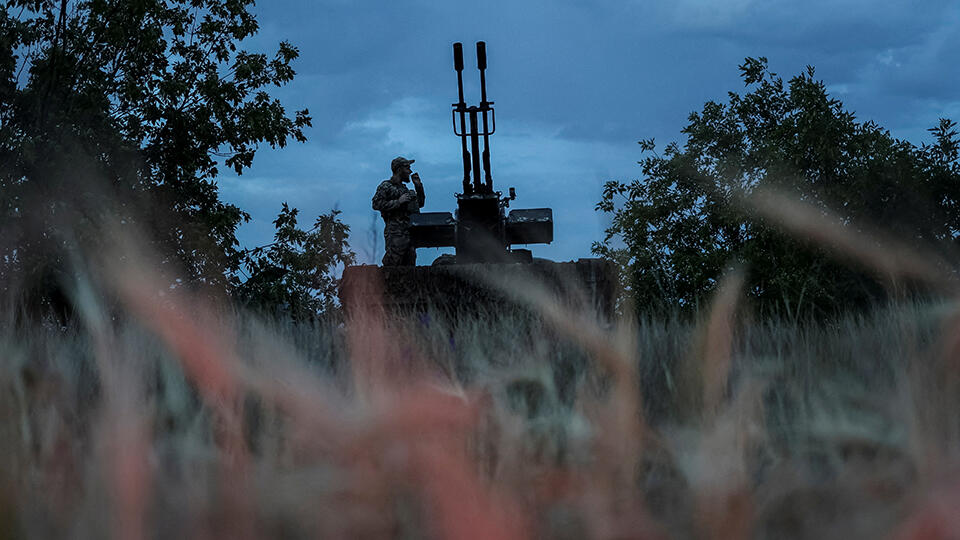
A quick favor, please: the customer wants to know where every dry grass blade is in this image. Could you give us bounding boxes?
[748,189,957,291]
[681,268,756,540]
[892,480,960,540]
[408,426,529,540]
[70,271,153,540]
[689,384,763,540]
[458,265,657,535]
[701,268,745,419]
[104,249,258,538]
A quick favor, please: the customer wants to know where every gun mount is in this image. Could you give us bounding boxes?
[409,41,553,264]
[340,42,615,321]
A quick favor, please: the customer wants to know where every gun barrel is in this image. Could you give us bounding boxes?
[477,41,493,190]
[453,42,464,72]
[453,42,471,193]
[476,41,486,70]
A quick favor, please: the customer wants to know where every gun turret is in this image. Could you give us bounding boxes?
[410,41,553,264]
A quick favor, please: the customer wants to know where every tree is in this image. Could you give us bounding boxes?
[594,57,960,315]
[0,0,311,310]
[236,204,355,320]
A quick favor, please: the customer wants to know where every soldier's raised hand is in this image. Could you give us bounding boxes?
[411,172,422,185]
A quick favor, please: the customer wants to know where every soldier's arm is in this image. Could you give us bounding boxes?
[414,181,425,208]
[372,184,406,211]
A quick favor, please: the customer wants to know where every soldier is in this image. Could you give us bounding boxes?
[372,156,425,266]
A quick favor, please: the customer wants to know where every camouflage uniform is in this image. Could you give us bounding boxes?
[372,158,425,266]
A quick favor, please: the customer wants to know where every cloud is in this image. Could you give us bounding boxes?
[218,0,960,266]
[667,0,757,29]
[858,18,960,102]
[663,0,955,54]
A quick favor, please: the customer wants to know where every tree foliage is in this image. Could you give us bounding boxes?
[236,204,355,320]
[0,0,313,307]
[594,57,960,315]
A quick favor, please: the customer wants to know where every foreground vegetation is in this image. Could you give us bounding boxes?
[4,4,959,538]
[3,259,960,539]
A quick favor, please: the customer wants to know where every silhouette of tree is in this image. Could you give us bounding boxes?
[236,204,355,320]
[0,1,358,318]
[594,57,960,315]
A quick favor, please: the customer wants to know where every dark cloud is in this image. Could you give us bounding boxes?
[659,0,954,52]
[860,30,960,102]
[217,0,960,262]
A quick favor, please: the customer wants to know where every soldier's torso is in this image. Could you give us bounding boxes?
[374,179,419,226]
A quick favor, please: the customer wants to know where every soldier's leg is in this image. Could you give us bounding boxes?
[402,243,417,266]
[382,239,403,266]
[382,225,407,266]
[392,233,414,266]
[382,248,402,267]
[396,230,416,266]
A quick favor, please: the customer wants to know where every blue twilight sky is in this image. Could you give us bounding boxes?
[218,0,960,265]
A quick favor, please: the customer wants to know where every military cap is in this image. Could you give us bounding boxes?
[391,156,416,173]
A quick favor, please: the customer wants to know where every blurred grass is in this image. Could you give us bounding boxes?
[4,282,960,538]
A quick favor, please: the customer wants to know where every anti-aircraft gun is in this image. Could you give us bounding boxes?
[340,42,615,318]
[408,41,553,264]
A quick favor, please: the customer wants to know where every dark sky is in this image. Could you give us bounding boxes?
[218,0,960,264]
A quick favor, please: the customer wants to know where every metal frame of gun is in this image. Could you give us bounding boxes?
[452,42,497,195]
[409,41,553,264]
